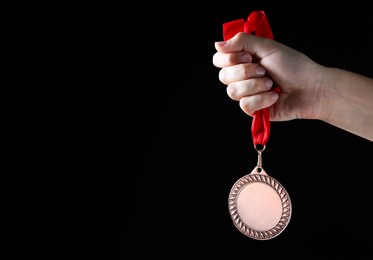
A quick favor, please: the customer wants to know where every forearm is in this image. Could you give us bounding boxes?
[321,67,373,141]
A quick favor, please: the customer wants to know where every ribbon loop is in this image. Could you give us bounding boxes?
[222,10,278,146]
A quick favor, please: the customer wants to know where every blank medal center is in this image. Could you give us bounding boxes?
[237,182,282,231]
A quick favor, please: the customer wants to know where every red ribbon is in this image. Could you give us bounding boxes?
[222,10,279,147]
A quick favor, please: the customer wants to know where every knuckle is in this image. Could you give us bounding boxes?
[218,69,227,84]
[241,63,253,78]
[239,97,255,116]
[226,84,239,100]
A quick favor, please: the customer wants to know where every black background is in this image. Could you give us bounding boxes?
[2,0,373,259]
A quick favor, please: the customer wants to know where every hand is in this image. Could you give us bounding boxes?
[212,32,325,121]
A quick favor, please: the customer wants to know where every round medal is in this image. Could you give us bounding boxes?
[228,166,292,240]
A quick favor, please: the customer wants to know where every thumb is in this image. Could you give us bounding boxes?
[215,32,271,58]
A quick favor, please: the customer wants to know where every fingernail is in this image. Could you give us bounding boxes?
[264,79,273,89]
[256,66,266,75]
[215,41,227,47]
[271,92,279,100]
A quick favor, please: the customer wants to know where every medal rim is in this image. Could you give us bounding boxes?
[228,167,292,240]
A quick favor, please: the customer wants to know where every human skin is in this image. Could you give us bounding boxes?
[212,32,373,142]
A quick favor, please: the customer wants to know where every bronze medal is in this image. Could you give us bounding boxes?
[228,149,292,240]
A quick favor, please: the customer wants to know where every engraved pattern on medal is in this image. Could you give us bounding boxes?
[228,172,292,240]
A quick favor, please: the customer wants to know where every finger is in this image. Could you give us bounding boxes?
[219,63,266,85]
[212,51,253,68]
[215,32,270,58]
[239,91,279,116]
[227,78,273,101]
[214,32,248,53]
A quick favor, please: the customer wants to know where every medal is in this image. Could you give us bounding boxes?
[228,146,291,240]
[223,10,292,240]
